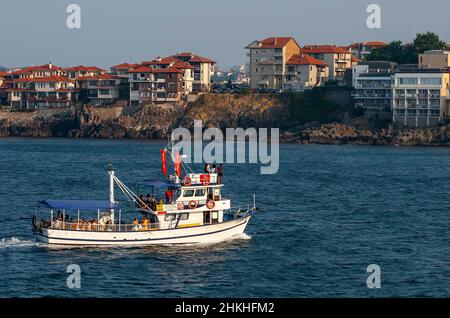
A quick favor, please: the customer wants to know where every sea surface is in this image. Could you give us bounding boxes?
[1,138,450,297]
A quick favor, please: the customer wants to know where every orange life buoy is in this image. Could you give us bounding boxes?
[206,200,215,210]
[183,176,192,186]
[188,200,198,209]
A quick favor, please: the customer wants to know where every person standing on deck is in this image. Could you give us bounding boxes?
[217,164,223,184]
[165,188,173,203]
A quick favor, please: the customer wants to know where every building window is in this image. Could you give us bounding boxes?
[420,78,441,85]
[399,78,418,85]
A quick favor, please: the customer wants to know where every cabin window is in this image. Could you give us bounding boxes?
[164,214,176,221]
[195,189,206,197]
[180,213,189,220]
[183,190,195,197]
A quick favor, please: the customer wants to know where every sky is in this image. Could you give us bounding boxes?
[0,0,449,69]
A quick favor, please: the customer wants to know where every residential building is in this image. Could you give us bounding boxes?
[419,50,450,69]
[283,53,329,91]
[346,41,387,60]
[128,66,185,105]
[301,45,352,83]
[171,53,215,92]
[392,67,450,127]
[0,72,8,105]
[7,75,76,109]
[76,74,120,106]
[64,65,105,80]
[352,61,396,111]
[110,63,138,100]
[9,63,64,80]
[141,57,194,94]
[245,37,301,90]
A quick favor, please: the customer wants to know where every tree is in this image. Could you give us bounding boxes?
[367,32,447,64]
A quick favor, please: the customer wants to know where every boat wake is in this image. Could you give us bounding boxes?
[0,237,41,249]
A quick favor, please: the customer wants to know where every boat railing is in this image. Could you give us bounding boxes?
[49,221,160,232]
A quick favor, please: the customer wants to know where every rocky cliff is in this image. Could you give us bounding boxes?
[2,93,450,146]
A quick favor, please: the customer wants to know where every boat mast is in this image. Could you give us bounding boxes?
[108,162,115,224]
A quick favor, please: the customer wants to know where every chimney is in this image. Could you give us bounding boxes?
[49,62,53,69]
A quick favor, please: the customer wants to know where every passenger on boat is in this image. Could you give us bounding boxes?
[142,216,149,230]
[211,164,217,173]
[217,164,223,183]
[132,218,142,231]
[56,210,62,221]
[204,163,210,173]
[165,188,173,203]
[53,218,62,229]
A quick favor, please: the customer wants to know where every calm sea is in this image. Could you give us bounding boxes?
[1,138,450,297]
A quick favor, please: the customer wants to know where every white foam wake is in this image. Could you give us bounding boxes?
[0,237,40,249]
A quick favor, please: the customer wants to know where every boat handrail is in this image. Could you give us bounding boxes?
[48,221,160,232]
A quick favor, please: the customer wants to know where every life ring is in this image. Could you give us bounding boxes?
[183,176,192,186]
[206,200,215,210]
[188,200,198,209]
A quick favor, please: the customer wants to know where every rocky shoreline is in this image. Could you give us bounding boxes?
[2,94,450,146]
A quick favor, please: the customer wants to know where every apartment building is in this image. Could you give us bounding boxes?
[346,41,387,61]
[301,45,352,83]
[283,53,329,91]
[141,56,195,94]
[128,66,185,105]
[245,37,301,90]
[352,61,396,111]
[419,50,450,68]
[171,53,215,92]
[64,65,105,80]
[392,68,450,127]
[0,71,6,87]
[0,72,8,105]
[9,63,64,80]
[110,63,139,100]
[76,74,120,106]
[7,75,76,109]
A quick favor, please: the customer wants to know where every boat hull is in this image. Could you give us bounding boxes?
[34,216,251,246]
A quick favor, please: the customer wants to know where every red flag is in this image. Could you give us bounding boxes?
[175,153,181,177]
[160,149,167,175]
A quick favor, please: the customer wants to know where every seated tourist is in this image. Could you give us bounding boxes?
[142,216,149,230]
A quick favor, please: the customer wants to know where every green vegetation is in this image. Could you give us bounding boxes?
[283,88,348,124]
[367,32,447,64]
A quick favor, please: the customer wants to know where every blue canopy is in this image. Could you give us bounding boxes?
[39,200,120,210]
[137,179,179,189]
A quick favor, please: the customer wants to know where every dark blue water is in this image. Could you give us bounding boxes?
[1,138,450,297]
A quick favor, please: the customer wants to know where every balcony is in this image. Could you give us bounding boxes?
[156,78,166,83]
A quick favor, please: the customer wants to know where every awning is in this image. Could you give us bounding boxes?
[39,200,120,210]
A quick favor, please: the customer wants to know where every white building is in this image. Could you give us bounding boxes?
[392,68,450,127]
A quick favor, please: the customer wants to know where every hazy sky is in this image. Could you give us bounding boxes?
[0,0,449,69]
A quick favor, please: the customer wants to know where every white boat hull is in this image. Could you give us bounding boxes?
[34,216,251,246]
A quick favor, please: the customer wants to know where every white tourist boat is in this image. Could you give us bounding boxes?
[32,145,256,246]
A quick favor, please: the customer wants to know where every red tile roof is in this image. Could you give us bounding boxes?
[0,71,7,77]
[257,37,298,49]
[173,52,216,64]
[363,41,387,47]
[128,66,154,73]
[286,54,329,66]
[351,56,363,63]
[111,63,139,70]
[302,45,351,54]
[65,65,105,72]
[10,64,62,75]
